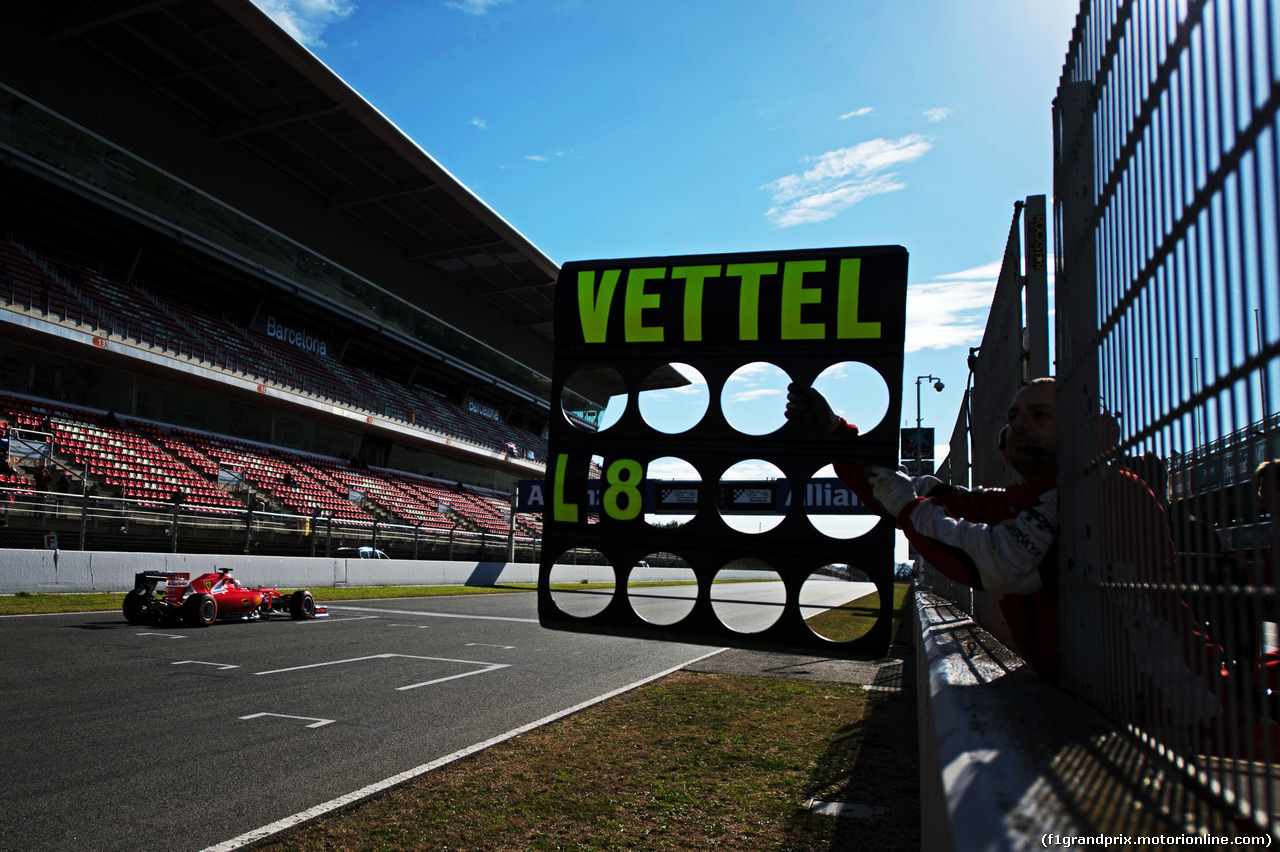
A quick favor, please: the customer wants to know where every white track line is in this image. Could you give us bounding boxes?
[197,647,726,852]
[325,604,539,623]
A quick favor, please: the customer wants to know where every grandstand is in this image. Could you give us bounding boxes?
[0,0,590,557]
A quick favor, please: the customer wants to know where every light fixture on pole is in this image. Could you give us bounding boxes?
[915,375,945,474]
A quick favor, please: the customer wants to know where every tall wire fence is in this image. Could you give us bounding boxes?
[1055,0,1280,833]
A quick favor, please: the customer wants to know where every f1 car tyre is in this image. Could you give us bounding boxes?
[289,590,316,620]
[184,593,217,626]
[122,592,153,623]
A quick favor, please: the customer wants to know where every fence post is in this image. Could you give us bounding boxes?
[1053,78,1106,700]
[244,505,253,553]
[78,463,89,550]
[507,501,516,562]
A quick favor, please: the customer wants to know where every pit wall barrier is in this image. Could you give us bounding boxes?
[914,589,1253,848]
[0,549,719,594]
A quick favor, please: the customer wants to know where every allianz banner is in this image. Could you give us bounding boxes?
[518,477,871,514]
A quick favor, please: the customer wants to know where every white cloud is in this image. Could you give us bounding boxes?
[905,261,1001,352]
[904,254,1057,353]
[763,135,932,228]
[935,260,1003,281]
[840,107,873,119]
[251,0,356,47]
[672,363,705,383]
[923,107,953,122]
[728,362,781,383]
[470,118,488,129]
[646,458,700,480]
[730,388,784,403]
[721,460,783,480]
[446,0,512,14]
[500,151,568,170]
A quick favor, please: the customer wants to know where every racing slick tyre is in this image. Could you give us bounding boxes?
[184,593,217,626]
[289,590,316,620]
[122,591,153,624]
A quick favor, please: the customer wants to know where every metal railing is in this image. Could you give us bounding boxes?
[1056,0,1280,834]
[0,486,542,564]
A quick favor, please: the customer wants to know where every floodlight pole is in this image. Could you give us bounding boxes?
[915,375,944,475]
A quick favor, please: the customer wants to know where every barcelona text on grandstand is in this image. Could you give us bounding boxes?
[1041,833,1270,847]
[264,315,328,358]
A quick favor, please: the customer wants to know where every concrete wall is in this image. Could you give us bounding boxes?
[912,589,1247,848]
[915,589,1107,848]
[0,549,702,594]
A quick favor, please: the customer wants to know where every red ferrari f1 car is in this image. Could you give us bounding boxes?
[122,569,328,626]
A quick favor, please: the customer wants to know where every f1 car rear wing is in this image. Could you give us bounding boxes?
[132,571,190,601]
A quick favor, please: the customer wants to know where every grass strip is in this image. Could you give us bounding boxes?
[803,583,912,643]
[256,671,919,851]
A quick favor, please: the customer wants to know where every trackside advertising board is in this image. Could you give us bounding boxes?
[538,245,908,654]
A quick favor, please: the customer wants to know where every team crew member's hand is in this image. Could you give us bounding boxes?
[866,465,917,516]
[784,384,843,433]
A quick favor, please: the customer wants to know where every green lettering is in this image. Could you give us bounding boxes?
[624,268,666,343]
[727,262,776,341]
[551,454,579,523]
[836,258,881,339]
[578,269,621,343]
[671,265,719,342]
[781,259,827,340]
[603,458,644,521]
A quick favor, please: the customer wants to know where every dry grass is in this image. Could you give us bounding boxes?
[805,583,910,643]
[257,671,919,852]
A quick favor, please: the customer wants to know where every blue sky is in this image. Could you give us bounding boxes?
[253,0,1077,473]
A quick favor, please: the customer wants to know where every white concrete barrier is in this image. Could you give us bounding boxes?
[0,550,777,594]
[0,549,546,594]
[915,590,1116,849]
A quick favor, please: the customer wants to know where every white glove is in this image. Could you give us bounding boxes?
[784,383,841,433]
[913,475,944,496]
[866,465,917,516]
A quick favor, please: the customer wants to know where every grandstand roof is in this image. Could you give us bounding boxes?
[15,0,561,343]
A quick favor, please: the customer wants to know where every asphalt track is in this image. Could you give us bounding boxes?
[0,580,872,852]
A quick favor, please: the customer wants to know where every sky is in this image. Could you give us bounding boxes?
[250,0,1079,554]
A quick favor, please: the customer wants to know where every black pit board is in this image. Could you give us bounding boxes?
[537,245,908,655]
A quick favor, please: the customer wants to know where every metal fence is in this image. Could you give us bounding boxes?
[921,197,1053,653]
[1055,0,1280,834]
[0,486,542,564]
